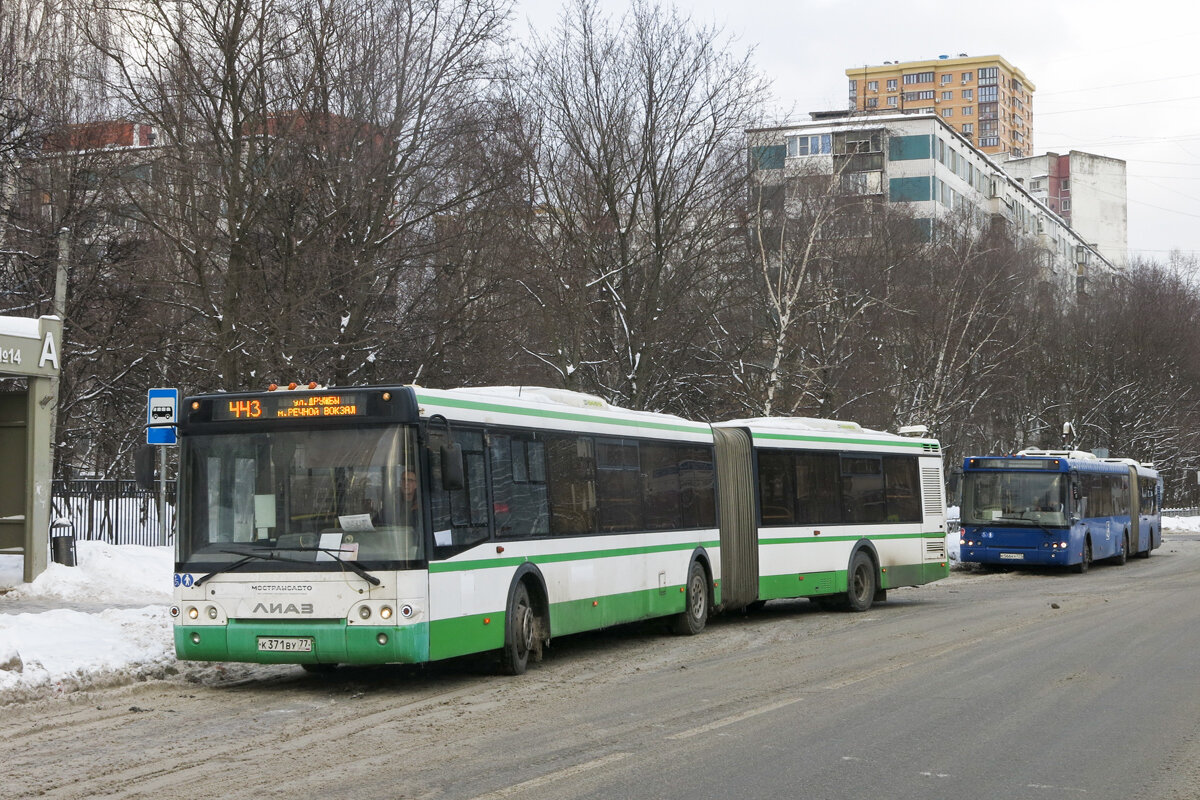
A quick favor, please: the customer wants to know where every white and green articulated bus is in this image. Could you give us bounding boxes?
[710,419,949,613]
[171,385,948,674]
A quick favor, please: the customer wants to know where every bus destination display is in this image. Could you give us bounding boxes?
[214,393,365,421]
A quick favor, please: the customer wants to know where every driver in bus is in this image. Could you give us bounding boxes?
[402,469,420,529]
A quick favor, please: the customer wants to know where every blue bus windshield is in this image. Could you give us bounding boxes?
[962,471,1067,527]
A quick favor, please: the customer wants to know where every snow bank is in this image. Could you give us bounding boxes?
[2,540,172,603]
[1163,515,1200,534]
[1,541,174,700]
[0,607,175,697]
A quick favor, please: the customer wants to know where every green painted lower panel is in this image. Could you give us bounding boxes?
[550,584,687,636]
[759,570,844,600]
[881,560,950,588]
[175,620,430,665]
[429,613,506,661]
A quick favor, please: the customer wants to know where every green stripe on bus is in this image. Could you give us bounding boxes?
[881,561,950,587]
[752,432,934,449]
[414,393,711,435]
[428,539,722,573]
[757,531,945,545]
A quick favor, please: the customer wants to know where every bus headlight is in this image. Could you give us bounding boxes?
[379,606,393,620]
[358,605,372,620]
[187,606,199,619]
[207,605,218,620]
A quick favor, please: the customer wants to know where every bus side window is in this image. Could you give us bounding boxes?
[545,435,597,535]
[430,429,490,552]
[492,433,550,538]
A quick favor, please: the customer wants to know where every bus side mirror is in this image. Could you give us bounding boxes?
[441,443,465,491]
[135,445,155,491]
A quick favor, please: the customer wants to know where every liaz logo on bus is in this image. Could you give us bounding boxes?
[252,602,315,615]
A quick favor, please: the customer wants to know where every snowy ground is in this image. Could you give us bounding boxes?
[2,519,1197,702]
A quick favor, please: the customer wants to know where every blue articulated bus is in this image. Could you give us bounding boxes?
[959,449,1162,573]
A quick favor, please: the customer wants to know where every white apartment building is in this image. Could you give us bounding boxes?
[748,112,1118,292]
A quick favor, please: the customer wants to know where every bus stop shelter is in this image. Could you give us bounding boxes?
[0,314,62,582]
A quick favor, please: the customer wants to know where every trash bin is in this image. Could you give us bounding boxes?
[50,521,76,567]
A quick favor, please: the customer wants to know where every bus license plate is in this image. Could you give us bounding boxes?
[257,637,313,652]
[999,553,1024,560]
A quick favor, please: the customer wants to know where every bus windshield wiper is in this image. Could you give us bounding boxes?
[197,546,381,586]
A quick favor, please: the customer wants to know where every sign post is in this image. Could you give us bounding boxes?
[147,388,178,546]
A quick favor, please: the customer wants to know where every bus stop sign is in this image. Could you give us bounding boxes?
[147,387,178,445]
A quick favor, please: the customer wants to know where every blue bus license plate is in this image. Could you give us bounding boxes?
[998,553,1024,560]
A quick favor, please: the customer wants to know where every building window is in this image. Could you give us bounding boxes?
[961,106,973,116]
[866,97,878,108]
[1029,178,1043,190]
[787,133,832,157]
[941,74,952,85]
[889,176,933,202]
[867,80,878,91]
[941,91,953,101]
[1061,178,1070,191]
[962,123,974,134]
[887,96,898,107]
[889,134,932,161]
[1062,198,1072,211]
[961,71,973,83]
[979,136,999,147]
[887,78,897,91]
[902,90,935,102]
[962,88,973,100]
[978,67,998,85]
[903,71,935,84]
[751,145,786,170]
[979,85,998,102]
[942,108,953,117]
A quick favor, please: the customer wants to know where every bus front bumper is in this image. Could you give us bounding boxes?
[958,545,1071,567]
[175,619,430,665]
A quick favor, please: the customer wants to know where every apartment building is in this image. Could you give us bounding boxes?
[1001,151,1128,268]
[844,55,1034,158]
[748,112,1116,293]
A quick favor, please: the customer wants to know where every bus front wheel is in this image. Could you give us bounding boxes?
[847,551,877,612]
[671,561,709,635]
[1073,539,1092,574]
[502,582,536,675]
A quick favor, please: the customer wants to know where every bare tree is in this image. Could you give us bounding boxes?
[86,0,512,390]
[513,0,767,412]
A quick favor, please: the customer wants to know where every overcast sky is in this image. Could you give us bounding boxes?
[512,0,1200,263]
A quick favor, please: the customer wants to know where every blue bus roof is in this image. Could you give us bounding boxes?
[963,454,1133,475]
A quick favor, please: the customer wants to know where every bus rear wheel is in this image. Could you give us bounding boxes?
[1072,539,1092,574]
[847,551,877,612]
[502,582,536,676]
[671,561,709,635]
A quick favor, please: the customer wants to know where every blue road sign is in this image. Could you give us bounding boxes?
[147,387,179,445]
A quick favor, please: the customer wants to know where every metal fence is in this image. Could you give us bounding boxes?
[51,479,175,546]
[1164,507,1200,519]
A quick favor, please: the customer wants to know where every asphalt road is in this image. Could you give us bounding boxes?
[4,535,1198,800]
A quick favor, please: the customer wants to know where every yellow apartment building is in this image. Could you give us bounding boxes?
[844,55,1035,157]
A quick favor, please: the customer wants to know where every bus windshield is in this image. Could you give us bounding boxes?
[178,424,423,566]
[962,471,1068,527]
